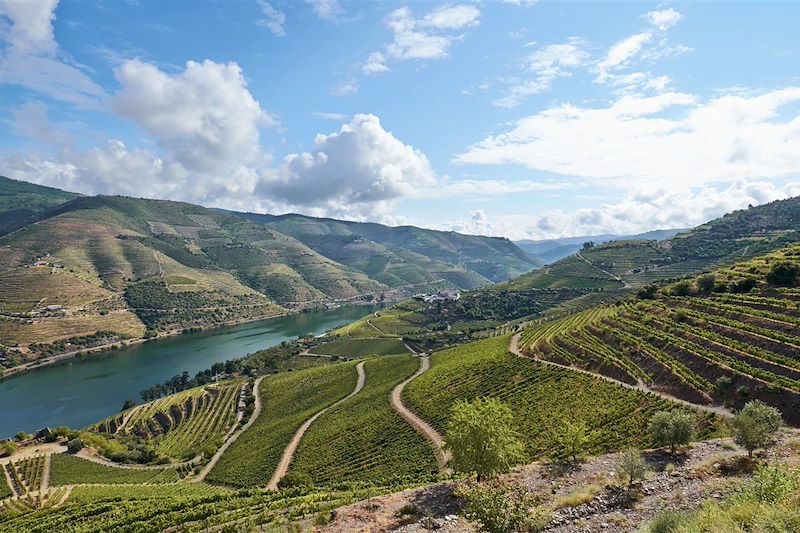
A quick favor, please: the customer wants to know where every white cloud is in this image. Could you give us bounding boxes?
[362,51,389,75]
[111,59,271,173]
[439,180,800,240]
[0,0,105,105]
[307,0,344,22]
[457,88,800,189]
[10,101,72,146]
[256,0,286,37]
[595,32,652,84]
[257,114,438,218]
[644,8,683,30]
[495,37,588,108]
[311,111,348,120]
[502,0,539,6]
[362,4,480,75]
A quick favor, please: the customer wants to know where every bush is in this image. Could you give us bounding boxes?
[648,410,694,455]
[445,398,526,481]
[730,401,782,457]
[456,482,547,533]
[765,261,799,287]
[637,285,658,300]
[277,472,313,489]
[554,420,588,463]
[646,509,686,533]
[1,441,17,456]
[696,274,716,294]
[67,438,84,454]
[670,281,692,297]
[615,448,647,488]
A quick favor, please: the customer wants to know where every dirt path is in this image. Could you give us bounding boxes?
[192,376,265,483]
[0,443,66,466]
[267,361,366,490]
[40,453,51,498]
[390,355,450,469]
[576,252,631,288]
[509,333,732,418]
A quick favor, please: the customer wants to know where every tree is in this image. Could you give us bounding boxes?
[730,401,782,458]
[696,274,716,294]
[277,472,313,489]
[456,482,545,533]
[1,441,17,456]
[555,420,588,463]
[615,448,647,488]
[637,284,658,300]
[766,261,799,287]
[14,432,31,442]
[670,280,692,297]
[445,398,526,482]
[582,241,595,250]
[121,399,136,411]
[648,411,694,455]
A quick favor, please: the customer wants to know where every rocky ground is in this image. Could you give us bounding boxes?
[316,429,800,533]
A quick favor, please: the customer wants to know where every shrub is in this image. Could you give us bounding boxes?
[637,285,658,300]
[648,410,694,455]
[456,482,547,533]
[696,274,716,294]
[646,509,686,533]
[730,401,782,458]
[1,441,17,456]
[765,261,799,287]
[670,281,692,297]
[277,472,313,489]
[67,438,84,454]
[554,420,588,463]
[615,448,647,488]
[396,503,419,517]
[445,397,526,481]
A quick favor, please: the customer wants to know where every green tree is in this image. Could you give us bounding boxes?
[456,482,547,533]
[1,441,17,456]
[555,420,588,463]
[696,274,716,294]
[67,438,84,454]
[637,285,658,300]
[766,261,799,287]
[615,448,647,488]
[647,410,695,455]
[730,401,782,458]
[445,397,525,482]
[277,472,313,489]
[670,280,692,296]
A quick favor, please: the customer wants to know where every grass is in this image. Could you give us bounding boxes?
[404,336,725,461]
[554,484,601,508]
[309,337,409,358]
[49,454,178,486]
[290,355,439,485]
[206,362,360,487]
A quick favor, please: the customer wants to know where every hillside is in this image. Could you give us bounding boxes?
[233,211,538,289]
[0,176,78,236]
[515,228,685,264]
[517,243,800,424]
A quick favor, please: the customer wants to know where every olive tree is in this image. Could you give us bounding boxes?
[445,397,525,482]
[648,410,695,455]
[731,401,782,458]
[616,448,647,489]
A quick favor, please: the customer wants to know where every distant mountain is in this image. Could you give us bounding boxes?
[229,212,539,289]
[515,229,685,264]
[0,177,538,366]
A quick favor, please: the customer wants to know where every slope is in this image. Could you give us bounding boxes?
[0,176,78,236]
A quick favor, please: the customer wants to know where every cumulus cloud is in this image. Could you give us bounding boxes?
[495,37,588,107]
[111,59,271,173]
[0,0,105,105]
[257,114,438,217]
[440,180,800,240]
[256,0,286,36]
[456,88,800,188]
[10,101,73,147]
[361,4,479,75]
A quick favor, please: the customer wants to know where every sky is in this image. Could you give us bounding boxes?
[1,0,800,241]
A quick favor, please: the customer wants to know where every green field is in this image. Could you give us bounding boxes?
[290,355,438,485]
[309,337,409,358]
[64,483,230,505]
[404,336,724,460]
[206,362,359,487]
[49,455,178,486]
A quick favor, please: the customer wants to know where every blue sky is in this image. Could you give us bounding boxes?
[1,1,800,239]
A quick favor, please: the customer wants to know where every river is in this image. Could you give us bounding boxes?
[0,305,382,438]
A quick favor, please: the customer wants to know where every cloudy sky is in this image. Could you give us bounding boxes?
[1,0,799,240]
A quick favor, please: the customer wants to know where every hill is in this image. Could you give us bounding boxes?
[0,176,78,236]
[515,228,685,264]
[232,211,538,289]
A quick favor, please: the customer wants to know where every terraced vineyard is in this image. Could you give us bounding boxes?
[309,337,409,358]
[11,455,46,496]
[516,254,800,423]
[404,336,724,460]
[93,380,243,460]
[289,355,439,485]
[65,483,230,505]
[207,362,359,487]
[0,468,12,499]
[49,455,178,486]
[0,483,407,533]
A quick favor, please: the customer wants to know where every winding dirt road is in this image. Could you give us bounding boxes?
[267,361,366,490]
[509,333,732,418]
[390,355,450,469]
